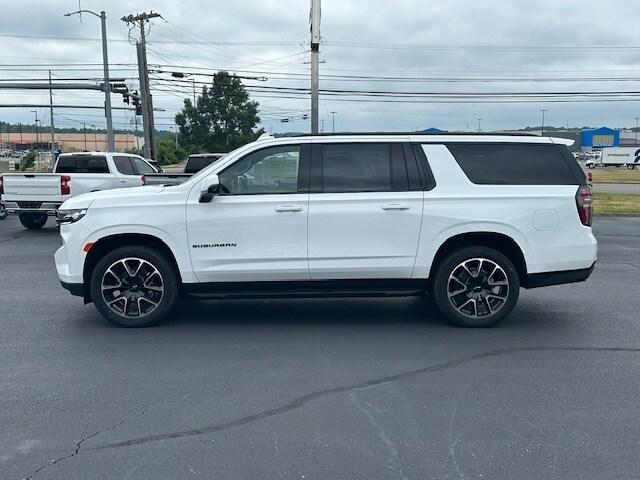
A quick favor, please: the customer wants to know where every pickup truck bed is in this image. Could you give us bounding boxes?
[0,152,151,229]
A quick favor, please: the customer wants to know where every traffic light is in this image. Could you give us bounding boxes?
[131,91,142,116]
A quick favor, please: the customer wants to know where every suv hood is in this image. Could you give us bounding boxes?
[61,185,166,210]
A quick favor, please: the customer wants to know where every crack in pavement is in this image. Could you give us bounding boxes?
[22,418,130,479]
[88,346,640,452]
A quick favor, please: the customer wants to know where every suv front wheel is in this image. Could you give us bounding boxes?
[432,246,520,327]
[90,246,179,327]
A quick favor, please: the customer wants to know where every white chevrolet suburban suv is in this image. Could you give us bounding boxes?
[55,133,597,328]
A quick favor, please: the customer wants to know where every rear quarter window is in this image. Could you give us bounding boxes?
[446,143,583,185]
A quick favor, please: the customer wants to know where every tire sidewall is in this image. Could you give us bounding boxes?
[432,246,520,327]
[90,246,178,327]
[19,213,48,229]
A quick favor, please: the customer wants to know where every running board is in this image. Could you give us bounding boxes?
[183,279,429,299]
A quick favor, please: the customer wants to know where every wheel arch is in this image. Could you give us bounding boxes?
[82,233,183,303]
[428,232,528,285]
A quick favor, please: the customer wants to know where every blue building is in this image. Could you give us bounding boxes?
[580,127,619,150]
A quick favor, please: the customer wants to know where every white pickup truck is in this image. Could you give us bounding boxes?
[0,152,156,230]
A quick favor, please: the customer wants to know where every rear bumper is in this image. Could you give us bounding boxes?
[524,262,596,289]
[3,201,62,215]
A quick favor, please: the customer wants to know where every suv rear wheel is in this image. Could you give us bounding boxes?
[90,246,178,327]
[432,246,520,327]
[19,212,48,230]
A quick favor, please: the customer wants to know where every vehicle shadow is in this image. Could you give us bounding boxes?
[166,296,448,328]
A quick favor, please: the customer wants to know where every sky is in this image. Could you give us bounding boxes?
[1,0,640,134]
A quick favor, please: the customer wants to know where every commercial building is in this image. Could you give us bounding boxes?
[0,132,142,152]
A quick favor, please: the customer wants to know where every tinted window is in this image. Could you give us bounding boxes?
[131,157,155,174]
[447,143,581,185]
[113,156,135,175]
[322,143,391,192]
[219,146,300,194]
[185,155,223,174]
[55,155,109,174]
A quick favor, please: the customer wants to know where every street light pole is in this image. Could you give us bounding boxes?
[477,118,482,132]
[330,111,337,133]
[64,9,114,151]
[92,125,97,150]
[635,117,639,146]
[541,109,548,136]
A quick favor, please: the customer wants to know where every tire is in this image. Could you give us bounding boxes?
[627,164,636,170]
[587,163,595,169]
[89,246,179,327]
[431,246,520,328]
[18,213,48,230]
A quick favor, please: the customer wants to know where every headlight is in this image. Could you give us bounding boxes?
[56,208,87,224]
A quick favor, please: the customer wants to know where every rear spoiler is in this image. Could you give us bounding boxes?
[549,137,575,147]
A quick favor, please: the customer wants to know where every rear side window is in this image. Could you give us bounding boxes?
[113,156,135,175]
[446,143,581,185]
[321,143,392,192]
[55,155,108,174]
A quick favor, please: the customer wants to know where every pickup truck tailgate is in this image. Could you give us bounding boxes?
[3,174,61,198]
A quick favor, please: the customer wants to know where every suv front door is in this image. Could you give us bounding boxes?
[187,144,310,282]
[308,142,425,279]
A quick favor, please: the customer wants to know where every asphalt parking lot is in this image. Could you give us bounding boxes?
[1,215,639,480]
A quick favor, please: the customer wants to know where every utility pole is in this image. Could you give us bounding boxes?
[330,111,336,132]
[31,110,38,149]
[635,117,639,146]
[174,125,179,148]
[19,123,23,148]
[193,78,197,105]
[541,109,548,136]
[310,0,321,133]
[48,70,55,169]
[92,125,97,150]
[64,9,114,151]
[122,11,162,160]
[83,122,87,150]
[477,118,482,133]
[320,119,325,132]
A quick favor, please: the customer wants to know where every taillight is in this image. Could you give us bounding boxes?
[61,175,71,196]
[576,185,592,227]
[141,175,146,185]
[587,171,592,183]
[0,175,4,195]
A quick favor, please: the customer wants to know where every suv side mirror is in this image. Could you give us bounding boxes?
[199,175,220,203]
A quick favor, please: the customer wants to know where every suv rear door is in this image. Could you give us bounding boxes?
[307,141,425,279]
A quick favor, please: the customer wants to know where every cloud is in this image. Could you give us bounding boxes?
[0,0,639,132]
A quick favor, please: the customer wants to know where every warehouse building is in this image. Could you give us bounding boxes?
[580,127,619,151]
[0,132,142,153]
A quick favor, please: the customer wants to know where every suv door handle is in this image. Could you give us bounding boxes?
[381,203,410,210]
[275,205,303,212]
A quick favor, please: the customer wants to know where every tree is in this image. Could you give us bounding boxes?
[154,135,186,166]
[175,71,263,153]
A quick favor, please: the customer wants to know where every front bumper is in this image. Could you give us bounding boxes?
[523,262,596,289]
[60,281,84,297]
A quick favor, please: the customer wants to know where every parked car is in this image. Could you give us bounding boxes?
[143,153,226,185]
[0,152,156,230]
[55,133,596,328]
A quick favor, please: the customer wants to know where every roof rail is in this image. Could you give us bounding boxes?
[284,131,539,137]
